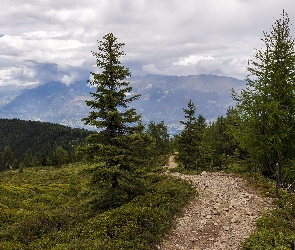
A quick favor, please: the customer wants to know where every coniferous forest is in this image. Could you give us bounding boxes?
[0,118,94,170]
[1,10,295,249]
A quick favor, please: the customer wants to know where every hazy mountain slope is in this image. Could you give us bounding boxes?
[0,75,245,133]
[129,74,245,132]
[0,81,90,128]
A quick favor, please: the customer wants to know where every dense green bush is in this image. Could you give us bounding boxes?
[243,180,295,249]
[0,161,195,249]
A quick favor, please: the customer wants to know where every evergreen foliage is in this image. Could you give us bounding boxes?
[176,100,205,169]
[201,108,244,168]
[82,33,153,204]
[0,162,195,249]
[0,119,93,170]
[1,146,14,170]
[22,151,38,168]
[146,121,171,157]
[232,11,295,177]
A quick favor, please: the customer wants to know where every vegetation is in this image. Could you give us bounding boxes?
[200,107,246,169]
[175,99,206,169]
[0,118,93,170]
[81,33,155,210]
[232,10,295,179]
[242,174,295,250]
[0,160,195,249]
[171,11,295,249]
[146,121,171,157]
[174,100,242,171]
[239,12,295,248]
[2,11,295,249]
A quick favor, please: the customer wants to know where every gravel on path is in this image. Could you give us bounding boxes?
[157,156,272,250]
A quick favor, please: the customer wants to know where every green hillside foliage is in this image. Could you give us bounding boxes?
[242,175,295,250]
[174,103,244,172]
[233,11,295,178]
[146,121,172,157]
[0,160,195,249]
[0,118,94,170]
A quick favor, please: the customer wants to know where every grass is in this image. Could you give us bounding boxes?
[242,175,295,250]
[224,162,295,250]
[0,160,195,249]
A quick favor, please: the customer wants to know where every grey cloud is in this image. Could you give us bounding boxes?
[1,0,295,86]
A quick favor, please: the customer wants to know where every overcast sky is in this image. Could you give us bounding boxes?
[1,0,295,86]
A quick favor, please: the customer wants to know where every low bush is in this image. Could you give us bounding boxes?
[243,174,295,249]
[0,161,195,249]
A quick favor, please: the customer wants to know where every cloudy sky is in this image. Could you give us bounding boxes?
[1,0,295,86]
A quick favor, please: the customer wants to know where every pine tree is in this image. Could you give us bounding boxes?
[233,11,295,176]
[82,33,152,200]
[2,146,14,170]
[146,121,171,157]
[51,146,70,166]
[22,151,38,168]
[176,100,201,169]
[201,110,242,168]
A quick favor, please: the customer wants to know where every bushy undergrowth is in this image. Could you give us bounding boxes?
[0,160,195,249]
[217,161,295,249]
[236,164,295,249]
[243,191,295,250]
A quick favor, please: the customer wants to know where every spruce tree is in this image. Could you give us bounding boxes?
[2,146,14,170]
[233,11,295,176]
[146,121,170,157]
[176,100,201,169]
[82,33,152,200]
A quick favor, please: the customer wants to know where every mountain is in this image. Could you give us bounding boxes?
[0,74,246,134]
[129,75,245,131]
[0,84,36,108]
[0,81,91,128]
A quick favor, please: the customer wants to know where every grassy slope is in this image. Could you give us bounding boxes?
[222,163,295,250]
[0,161,195,250]
[242,173,295,250]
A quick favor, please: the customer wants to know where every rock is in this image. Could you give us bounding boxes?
[159,156,272,250]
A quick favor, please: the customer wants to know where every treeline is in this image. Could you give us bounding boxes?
[175,102,245,169]
[175,11,295,192]
[0,118,94,170]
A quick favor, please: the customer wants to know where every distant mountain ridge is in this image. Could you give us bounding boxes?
[0,74,246,134]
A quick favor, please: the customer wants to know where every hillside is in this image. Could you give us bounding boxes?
[1,154,286,249]
[0,159,195,249]
[0,74,246,134]
[0,118,94,169]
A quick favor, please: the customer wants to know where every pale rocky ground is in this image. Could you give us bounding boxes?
[157,155,273,250]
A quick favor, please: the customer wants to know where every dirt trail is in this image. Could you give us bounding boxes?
[158,155,272,250]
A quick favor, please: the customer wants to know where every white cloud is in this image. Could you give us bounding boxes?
[0,0,295,86]
[142,64,162,74]
[174,55,215,66]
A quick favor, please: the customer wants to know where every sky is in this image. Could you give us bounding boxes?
[0,0,295,87]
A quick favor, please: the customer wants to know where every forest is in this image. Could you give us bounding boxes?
[0,118,95,171]
[1,11,295,249]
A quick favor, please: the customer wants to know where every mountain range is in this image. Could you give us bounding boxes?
[0,74,246,134]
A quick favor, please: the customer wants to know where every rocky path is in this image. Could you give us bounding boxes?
[158,155,272,250]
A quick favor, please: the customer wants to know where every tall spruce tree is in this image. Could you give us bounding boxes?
[233,11,295,177]
[82,33,152,200]
[176,100,201,169]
